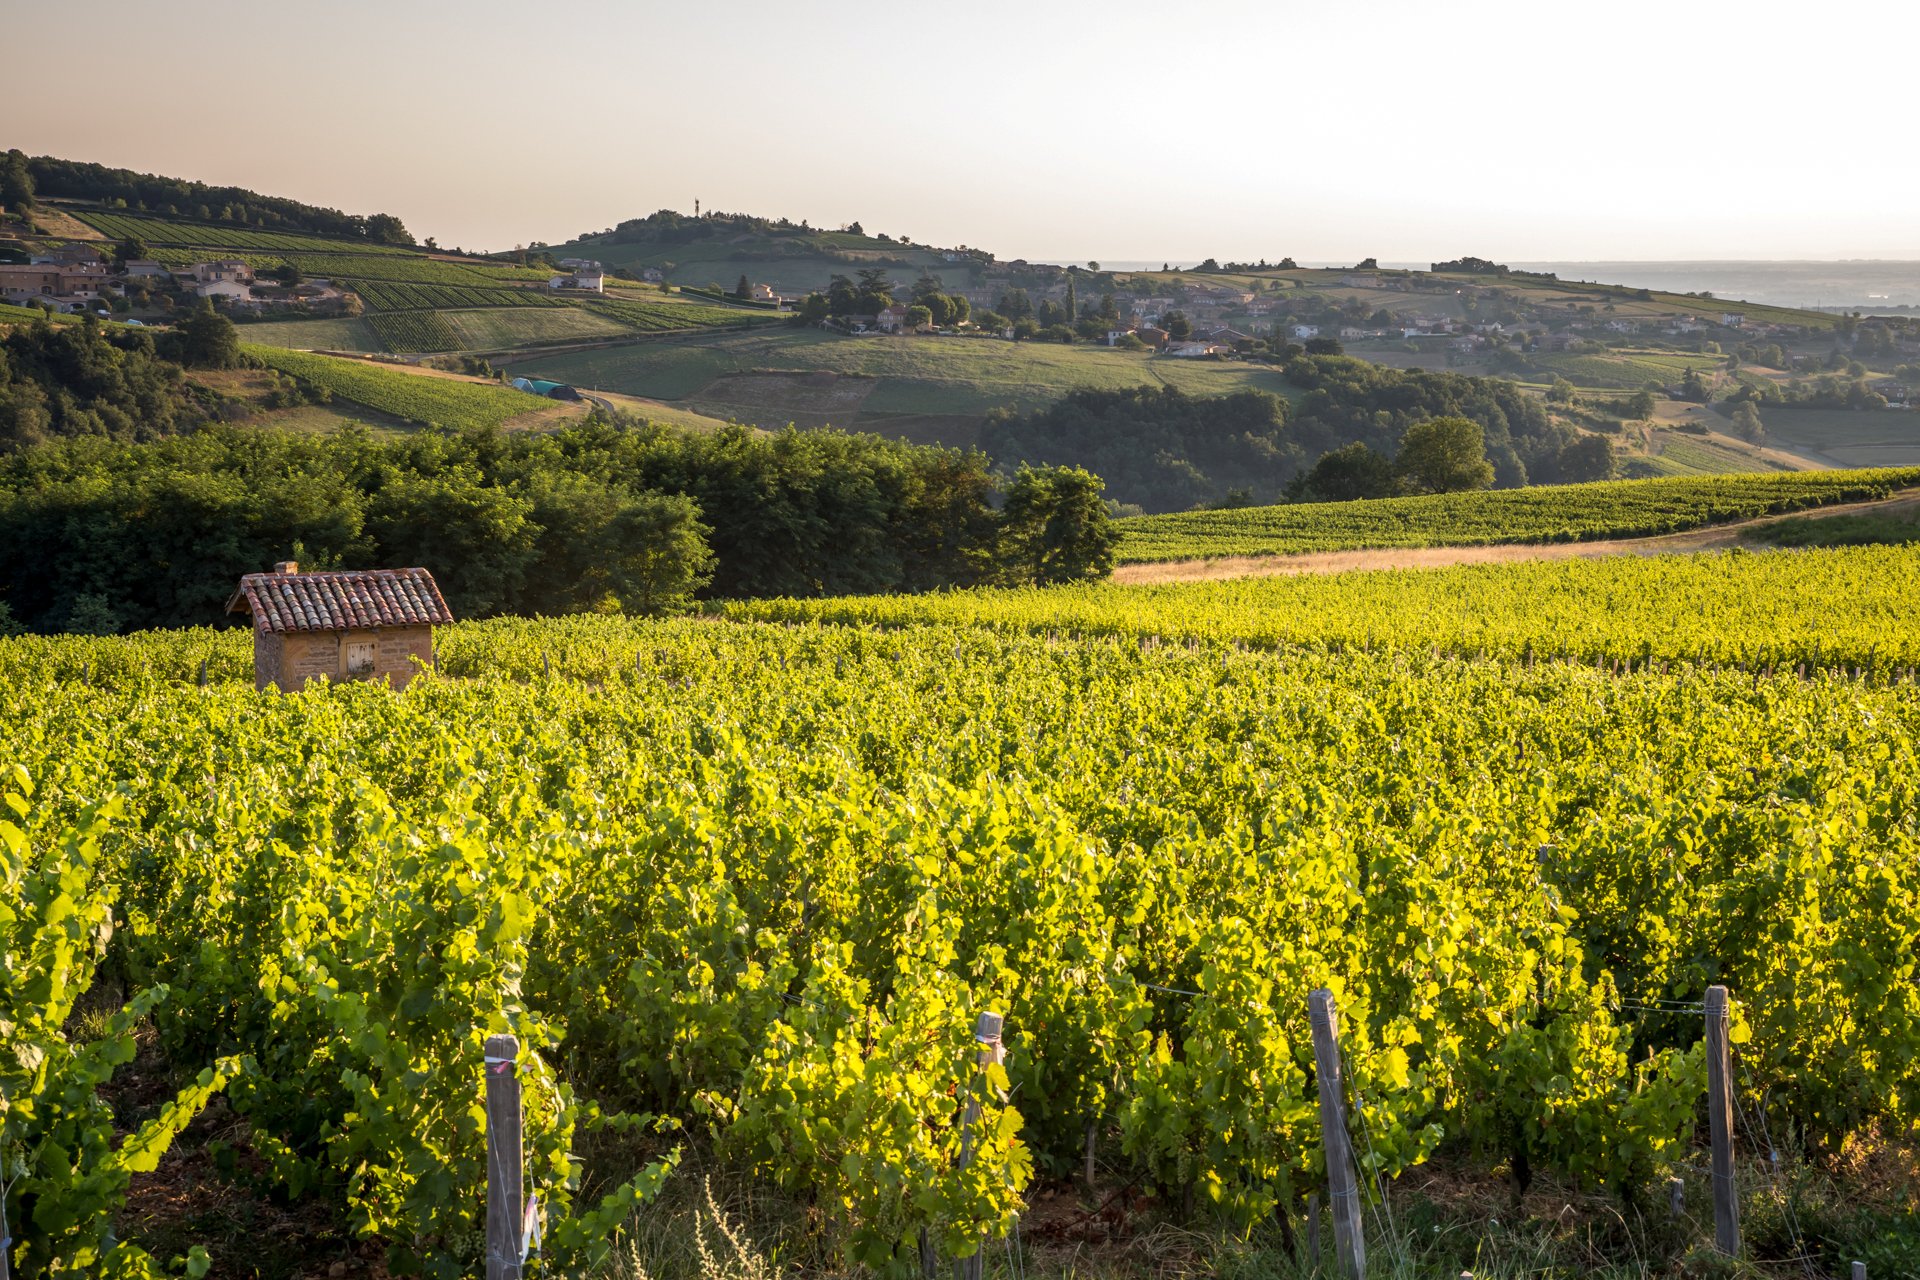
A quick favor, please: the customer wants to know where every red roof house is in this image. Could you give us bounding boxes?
[227,561,453,691]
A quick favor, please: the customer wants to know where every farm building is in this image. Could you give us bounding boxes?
[548,268,605,293]
[227,562,453,692]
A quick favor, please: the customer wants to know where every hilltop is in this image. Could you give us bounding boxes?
[541,207,992,299]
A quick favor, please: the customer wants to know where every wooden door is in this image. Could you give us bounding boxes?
[344,639,376,677]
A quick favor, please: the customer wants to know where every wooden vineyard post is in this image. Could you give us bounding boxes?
[1,1169,11,1280]
[1309,989,1366,1280]
[1852,1263,1867,1280]
[485,1033,526,1280]
[953,1011,1005,1280]
[1307,1192,1322,1271]
[1705,986,1740,1257]
[1668,1176,1684,1218]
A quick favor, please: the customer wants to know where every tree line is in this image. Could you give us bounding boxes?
[11,152,414,244]
[0,308,248,450]
[792,270,972,329]
[0,418,1118,635]
[981,356,1612,513]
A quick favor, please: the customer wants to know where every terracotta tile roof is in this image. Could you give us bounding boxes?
[227,568,454,633]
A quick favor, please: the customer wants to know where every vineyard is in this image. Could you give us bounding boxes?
[1528,350,1726,389]
[6,541,1919,1276]
[246,344,545,428]
[365,310,463,353]
[74,210,412,255]
[731,541,1920,670]
[342,278,567,313]
[588,297,778,332]
[1113,468,1920,563]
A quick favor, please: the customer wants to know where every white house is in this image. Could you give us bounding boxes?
[750,282,778,302]
[1291,324,1320,340]
[548,269,605,293]
[640,267,665,283]
[192,278,254,301]
[1165,340,1229,358]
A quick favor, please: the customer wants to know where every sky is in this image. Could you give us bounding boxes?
[7,0,1917,263]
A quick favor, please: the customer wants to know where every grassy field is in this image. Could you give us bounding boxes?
[1109,469,1920,563]
[1752,406,1920,467]
[236,315,385,350]
[505,329,1297,441]
[441,306,632,349]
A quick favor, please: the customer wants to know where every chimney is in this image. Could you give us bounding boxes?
[274,560,298,575]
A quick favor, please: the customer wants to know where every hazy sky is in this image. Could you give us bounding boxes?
[9,0,1916,262]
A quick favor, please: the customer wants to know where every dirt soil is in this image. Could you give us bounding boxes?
[1113,489,1920,586]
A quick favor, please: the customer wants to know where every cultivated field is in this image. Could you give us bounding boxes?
[1108,469,1920,563]
[13,542,1920,1274]
[1755,406,1920,467]
[506,328,1298,441]
[245,344,557,430]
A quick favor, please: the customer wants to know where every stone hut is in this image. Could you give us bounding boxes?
[227,561,454,691]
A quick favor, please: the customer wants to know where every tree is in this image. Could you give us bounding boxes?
[1624,389,1658,420]
[63,592,121,636]
[794,293,831,325]
[1087,261,1100,271]
[1395,416,1495,494]
[1354,257,1378,270]
[996,466,1120,584]
[1679,367,1710,403]
[173,300,242,369]
[1291,441,1397,502]
[1729,401,1766,444]
[1,149,35,211]
[827,275,859,316]
[1304,336,1344,356]
[856,268,896,308]
[1546,376,1578,406]
[734,273,751,300]
[112,236,147,268]
[911,273,946,304]
[904,304,932,332]
[1163,311,1192,340]
[1554,433,1615,482]
[271,262,301,288]
[364,213,414,246]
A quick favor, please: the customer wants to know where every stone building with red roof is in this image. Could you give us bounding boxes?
[227,561,454,691]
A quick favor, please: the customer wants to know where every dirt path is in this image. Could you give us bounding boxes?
[1112,490,1920,585]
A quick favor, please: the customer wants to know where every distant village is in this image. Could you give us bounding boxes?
[0,240,357,318]
[805,258,1845,360]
